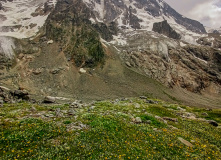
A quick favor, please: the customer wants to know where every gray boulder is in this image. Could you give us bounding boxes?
[201,112,209,116]
[68,109,76,116]
[70,100,82,108]
[55,108,63,117]
[134,117,142,123]
[43,96,56,103]
[207,120,218,127]
[163,117,178,122]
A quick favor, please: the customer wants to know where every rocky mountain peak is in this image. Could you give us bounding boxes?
[83,0,206,34]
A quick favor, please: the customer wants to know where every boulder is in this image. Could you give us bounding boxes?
[145,120,152,124]
[43,96,56,103]
[32,68,42,75]
[70,100,82,108]
[125,61,132,67]
[207,120,218,127]
[68,109,76,116]
[50,68,61,74]
[168,125,178,130]
[178,137,193,147]
[55,108,63,117]
[146,100,158,104]
[133,117,142,123]
[163,117,178,122]
[30,106,37,112]
[79,68,86,74]
[155,116,167,124]
[13,89,29,100]
[47,40,54,44]
[201,112,209,116]
[0,86,10,92]
[177,107,186,111]
[89,106,96,110]
[135,103,140,108]
[139,96,147,99]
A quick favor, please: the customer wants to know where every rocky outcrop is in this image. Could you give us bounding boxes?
[197,34,221,49]
[152,20,181,40]
[0,86,30,102]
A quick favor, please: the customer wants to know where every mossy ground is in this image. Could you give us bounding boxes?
[0,98,221,159]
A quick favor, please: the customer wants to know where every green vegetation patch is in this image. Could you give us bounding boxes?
[147,105,176,118]
[0,99,221,159]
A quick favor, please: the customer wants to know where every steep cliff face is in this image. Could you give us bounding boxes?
[152,20,181,40]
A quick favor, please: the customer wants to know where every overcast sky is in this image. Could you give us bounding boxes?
[164,0,221,28]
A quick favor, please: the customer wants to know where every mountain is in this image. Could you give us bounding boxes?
[83,0,206,33]
[205,26,221,34]
[0,0,221,107]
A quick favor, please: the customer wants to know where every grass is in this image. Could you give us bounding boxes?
[0,98,221,159]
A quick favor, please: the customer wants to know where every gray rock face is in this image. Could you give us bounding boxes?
[83,0,206,34]
[152,20,181,40]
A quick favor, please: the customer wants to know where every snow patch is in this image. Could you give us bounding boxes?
[89,18,96,23]
[0,0,57,39]
[193,55,208,64]
[0,36,15,58]
[110,34,127,46]
[180,42,187,47]
[79,68,87,73]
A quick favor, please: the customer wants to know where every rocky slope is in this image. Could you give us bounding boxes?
[0,0,221,108]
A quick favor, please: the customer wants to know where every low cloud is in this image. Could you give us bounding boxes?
[164,0,221,28]
[189,0,221,28]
